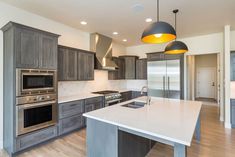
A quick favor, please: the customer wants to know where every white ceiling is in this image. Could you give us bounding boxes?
[1,0,235,46]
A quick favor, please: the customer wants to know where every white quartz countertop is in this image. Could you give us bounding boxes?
[83,96,202,146]
[58,93,103,103]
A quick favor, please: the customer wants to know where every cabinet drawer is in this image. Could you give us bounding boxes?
[58,114,84,135]
[16,126,57,151]
[85,96,103,104]
[59,100,84,119]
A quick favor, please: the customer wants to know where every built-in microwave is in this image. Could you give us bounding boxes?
[16,69,57,96]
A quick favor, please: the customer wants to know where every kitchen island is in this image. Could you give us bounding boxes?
[83,96,202,157]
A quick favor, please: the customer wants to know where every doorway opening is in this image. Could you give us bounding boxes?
[187,53,219,106]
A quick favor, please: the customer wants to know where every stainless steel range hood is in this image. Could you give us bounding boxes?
[90,33,118,70]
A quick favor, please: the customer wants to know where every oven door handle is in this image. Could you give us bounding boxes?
[106,98,122,104]
[17,100,57,109]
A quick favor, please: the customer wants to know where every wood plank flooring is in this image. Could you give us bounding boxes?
[1,102,235,157]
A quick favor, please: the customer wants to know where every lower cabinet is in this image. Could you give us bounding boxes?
[58,96,104,135]
[58,114,84,135]
[231,99,235,128]
[121,91,148,102]
[15,126,57,151]
[120,91,132,102]
[84,97,104,125]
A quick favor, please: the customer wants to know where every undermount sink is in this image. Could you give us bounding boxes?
[122,101,146,109]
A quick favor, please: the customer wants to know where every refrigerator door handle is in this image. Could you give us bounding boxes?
[168,77,170,97]
[163,76,165,97]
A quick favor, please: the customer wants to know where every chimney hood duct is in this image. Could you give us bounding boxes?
[90,33,118,70]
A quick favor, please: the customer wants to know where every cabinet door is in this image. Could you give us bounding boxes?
[108,57,119,80]
[136,59,147,80]
[124,57,137,79]
[118,58,125,79]
[58,47,77,81]
[147,52,164,61]
[58,47,67,81]
[15,27,39,68]
[39,34,58,69]
[16,126,57,151]
[58,114,84,135]
[121,91,132,102]
[66,49,78,80]
[78,52,94,81]
[231,52,235,81]
[86,53,95,80]
[231,100,235,127]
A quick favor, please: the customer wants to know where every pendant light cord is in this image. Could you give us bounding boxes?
[173,9,179,40]
[157,0,159,21]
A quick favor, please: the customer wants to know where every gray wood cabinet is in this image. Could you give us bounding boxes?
[59,100,84,119]
[231,51,235,81]
[58,45,95,81]
[120,91,132,102]
[58,96,104,135]
[231,99,235,128]
[84,97,104,111]
[119,56,139,79]
[15,26,40,68]
[132,91,147,99]
[39,34,58,69]
[1,22,59,155]
[58,114,84,135]
[108,57,125,80]
[136,59,147,80]
[78,51,95,81]
[58,46,78,81]
[16,126,57,151]
[13,23,59,69]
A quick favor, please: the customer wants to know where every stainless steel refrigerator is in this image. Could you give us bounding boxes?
[147,59,181,99]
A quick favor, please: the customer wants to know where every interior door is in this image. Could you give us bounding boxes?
[166,60,181,99]
[196,67,216,99]
[147,61,166,97]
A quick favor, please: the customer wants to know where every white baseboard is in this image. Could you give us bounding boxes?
[220,116,224,122]
[224,122,232,129]
[0,140,3,149]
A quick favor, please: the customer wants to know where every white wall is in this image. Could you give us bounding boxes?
[0,2,127,149]
[231,31,235,51]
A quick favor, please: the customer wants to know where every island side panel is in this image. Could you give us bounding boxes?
[86,118,118,157]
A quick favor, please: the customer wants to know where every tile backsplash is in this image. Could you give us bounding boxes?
[58,70,127,97]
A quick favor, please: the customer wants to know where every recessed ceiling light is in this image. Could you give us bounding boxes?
[123,39,127,42]
[145,18,153,23]
[80,21,87,25]
[113,32,118,35]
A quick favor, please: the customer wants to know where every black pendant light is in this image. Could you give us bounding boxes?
[141,0,176,44]
[165,9,188,54]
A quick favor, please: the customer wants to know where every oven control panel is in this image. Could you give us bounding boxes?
[16,94,57,105]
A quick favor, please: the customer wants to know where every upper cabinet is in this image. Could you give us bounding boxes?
[231,51,235,81]
[15,27,40,68]
[58,46,95,81]
[136,59,147,80]
[58,46,78,81]
[120,56,139,80]
[108,56,148,80]
[39,34,58,69]
[108,57,125,80]
[78,51,94,81]
[2,22,60,70]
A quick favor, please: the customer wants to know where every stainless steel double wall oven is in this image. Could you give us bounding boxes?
[16,69,57,136]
